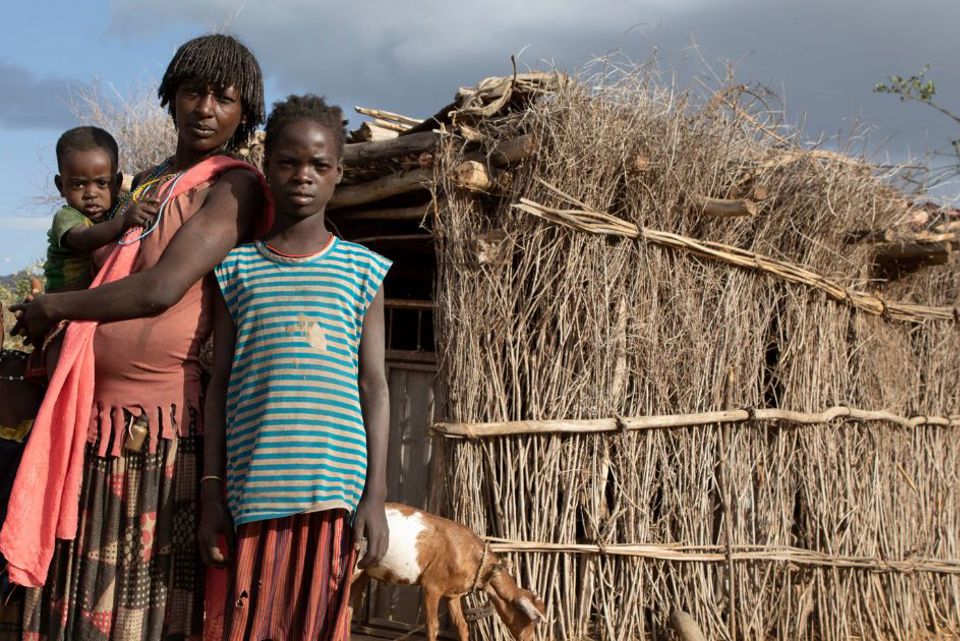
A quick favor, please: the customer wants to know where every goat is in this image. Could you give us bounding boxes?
[352,503,546,641]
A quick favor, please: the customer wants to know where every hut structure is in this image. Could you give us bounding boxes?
[329,68,960,641]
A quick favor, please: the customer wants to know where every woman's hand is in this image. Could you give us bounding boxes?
[353,495,389,569]
[11,295,61,347]
[198,487,235,568]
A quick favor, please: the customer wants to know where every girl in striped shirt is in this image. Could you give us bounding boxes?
[201,94,391,640]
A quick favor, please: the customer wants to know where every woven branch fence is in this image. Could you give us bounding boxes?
[427,66,960,641]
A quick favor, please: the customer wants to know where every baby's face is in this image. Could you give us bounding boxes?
[56,148,118,220]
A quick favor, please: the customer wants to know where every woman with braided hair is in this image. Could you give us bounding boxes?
[3,34,272,640]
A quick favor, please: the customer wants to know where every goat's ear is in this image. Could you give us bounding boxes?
[514,596,543,623]
[29,276,42,295]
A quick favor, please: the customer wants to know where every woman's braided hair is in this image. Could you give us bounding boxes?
[158,34,265,150]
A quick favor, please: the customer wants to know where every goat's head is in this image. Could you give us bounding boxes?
[484,559,546,641]
[0,302,44,432]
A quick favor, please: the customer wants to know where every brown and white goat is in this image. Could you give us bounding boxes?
[352,503,546,641]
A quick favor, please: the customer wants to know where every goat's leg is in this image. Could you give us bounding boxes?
[423,587,443,641]
[349,571,371,620]
[446,596,471,641]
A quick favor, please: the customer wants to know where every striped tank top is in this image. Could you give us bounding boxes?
[214,238,391,525]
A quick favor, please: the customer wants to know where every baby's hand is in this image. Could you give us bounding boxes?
[122,197,160,232]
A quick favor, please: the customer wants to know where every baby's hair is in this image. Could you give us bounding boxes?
[55,126,119,173]
[264,94,347,160]
[158,34,265,150]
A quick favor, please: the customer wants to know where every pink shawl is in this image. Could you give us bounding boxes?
[0,156,273,587]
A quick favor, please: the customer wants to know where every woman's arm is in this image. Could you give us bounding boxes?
[353,287,390,568]
[199,285,236,567]
[13,170,264,345]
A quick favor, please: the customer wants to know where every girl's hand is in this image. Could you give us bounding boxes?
[198,489,235,567]
[353,496,389,569]
[11,295,60,347]
[122,197,160,233]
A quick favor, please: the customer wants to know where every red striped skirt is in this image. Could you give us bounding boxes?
[205,509,356,641]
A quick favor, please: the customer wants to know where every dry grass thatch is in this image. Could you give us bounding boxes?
[425,64,960,641]
[70,82,177,175]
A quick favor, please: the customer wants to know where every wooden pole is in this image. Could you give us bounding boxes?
[461,134,539,168]
[329,168,433,209]
[512,197,958,322]
[352,122,399,142]
[432,405,960,438]
[329,204,432,222]
[875,239,956,264]
[454,160,494,191]
[344,132,439,164]
[384,299,435,310]
[350,234,432,245]
[693,195,759,217]
[372,118,411,133]
[718,369,738,641]
[330,160,504,210]
[354,106,423,127]
[479,538,960,573]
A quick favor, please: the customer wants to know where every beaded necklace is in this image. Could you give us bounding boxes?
[113,158,187,245]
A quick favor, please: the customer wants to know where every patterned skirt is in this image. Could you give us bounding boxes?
[206,510,355,641]
[22,424,204,641]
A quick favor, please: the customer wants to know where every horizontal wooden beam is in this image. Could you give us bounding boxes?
[433,405,960,439]
[384,349,436,365]
[329,204,432,222]
[354,106,423,127]
[384,298,435,310]
[351,233,432,245]
[463,134,539,168]
[481,538,960,574]
[329,168,433,209]
[875,239,957,264]
[343,132,440,165]
[691,195,758,217]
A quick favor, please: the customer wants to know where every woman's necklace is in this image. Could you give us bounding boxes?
[115,158,187,245]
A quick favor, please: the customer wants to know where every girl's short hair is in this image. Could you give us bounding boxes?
[264,94,347,160]
[158,34,265,150]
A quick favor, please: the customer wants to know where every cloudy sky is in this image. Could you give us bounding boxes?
[2,0,959,272]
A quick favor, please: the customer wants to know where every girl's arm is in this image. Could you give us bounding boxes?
[353,287,390,568]
[12,170,263,345]
[198,285,236,567]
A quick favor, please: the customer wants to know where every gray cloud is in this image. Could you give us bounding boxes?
[0,61,79,129]
[109,0,960,166]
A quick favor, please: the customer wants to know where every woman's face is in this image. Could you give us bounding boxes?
[173,79,243,153]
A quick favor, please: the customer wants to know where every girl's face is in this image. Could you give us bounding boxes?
[173,79,243,153]
[265,119,343,219]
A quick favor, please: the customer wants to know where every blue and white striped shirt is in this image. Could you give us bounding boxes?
[214,238,391,525]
